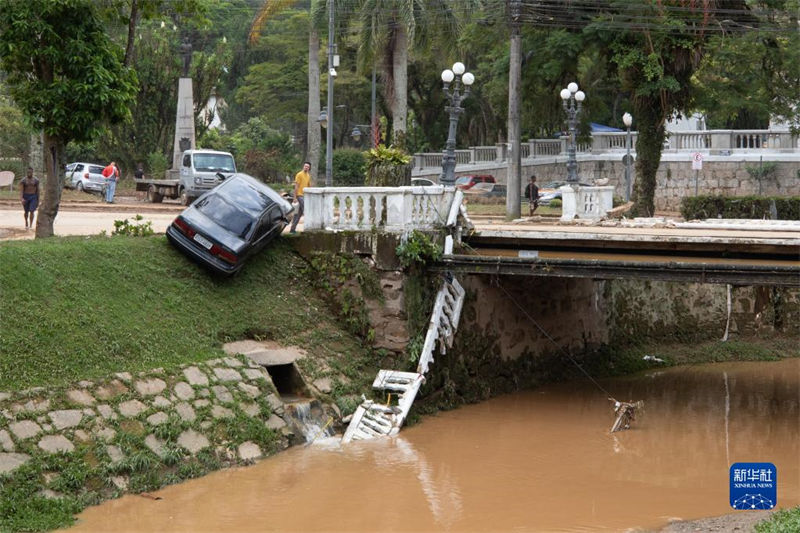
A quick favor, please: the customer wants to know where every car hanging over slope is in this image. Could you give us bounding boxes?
[166,173,293,275]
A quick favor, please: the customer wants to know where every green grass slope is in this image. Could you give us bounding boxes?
[0,235,332,390]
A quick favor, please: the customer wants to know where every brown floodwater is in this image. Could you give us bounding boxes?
[65,359,799,533]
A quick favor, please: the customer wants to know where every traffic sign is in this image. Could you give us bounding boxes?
[692,152,703,170]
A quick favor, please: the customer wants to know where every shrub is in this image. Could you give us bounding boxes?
[680,195,800,220]
[549,198,562,208]
[146,152,169,179]
[396,230,442,269]
[111,215,154,237]
[365,144,411,186]
[333,149,367,186]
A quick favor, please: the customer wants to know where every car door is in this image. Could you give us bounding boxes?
[250,204,284,253]
[71,164,84,188]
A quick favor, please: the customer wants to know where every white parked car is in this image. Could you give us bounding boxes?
[411,177,437,187]
[65,162,106,193]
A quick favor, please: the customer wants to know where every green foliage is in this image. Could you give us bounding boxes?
[0,0,137,144]
[549,198,562,208]
[396,231,442,270]
[0,82,29,163]
[147,151,169,179]
[333,149,367,186]
[680,195,800,221]
[365,144,412,186]
[305,252,383,341]
[206,117,300,182]
[755,506,800,533]
[746,161,779,183]
[111,215,155,237]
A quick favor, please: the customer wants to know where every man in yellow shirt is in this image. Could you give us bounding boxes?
[290,161,311,233]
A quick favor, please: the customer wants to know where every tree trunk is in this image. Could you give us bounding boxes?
[307,28,321,183]
[124,0,139,68]
[391,25,408,148]
[35,133,64,238]
[631,99,665,217]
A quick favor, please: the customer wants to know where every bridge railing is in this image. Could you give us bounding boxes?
[303,186,456,231]
[411,130,798,170]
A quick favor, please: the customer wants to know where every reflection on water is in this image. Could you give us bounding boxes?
[64,359,799,533]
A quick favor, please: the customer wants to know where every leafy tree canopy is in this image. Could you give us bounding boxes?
[0,0,137,142]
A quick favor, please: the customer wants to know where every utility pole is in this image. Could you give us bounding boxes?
[506,0,522,219]
[325,0,334,186]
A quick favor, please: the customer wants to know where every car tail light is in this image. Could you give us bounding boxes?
[210,244,238,264]
[84,172,89,178]
[172,217,195,238]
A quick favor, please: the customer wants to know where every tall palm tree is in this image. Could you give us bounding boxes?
[251,0,322,182]
[354,0,476,148]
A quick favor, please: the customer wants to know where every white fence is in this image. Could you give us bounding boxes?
[303,186,456,232]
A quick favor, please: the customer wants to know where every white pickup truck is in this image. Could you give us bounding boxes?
[134,149,236,205]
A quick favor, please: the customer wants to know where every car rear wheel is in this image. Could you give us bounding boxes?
[147,184,163,203]
[76,182,84,192]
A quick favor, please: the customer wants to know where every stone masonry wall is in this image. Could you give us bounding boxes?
[522,159,800,212]
[0,355,306,493]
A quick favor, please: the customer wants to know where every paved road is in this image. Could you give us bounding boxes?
[0,208,180,240]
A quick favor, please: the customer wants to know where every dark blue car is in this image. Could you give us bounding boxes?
[166,173,293,275]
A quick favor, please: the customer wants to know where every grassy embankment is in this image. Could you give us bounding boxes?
[0,234,382,531]
[0,235,377,392]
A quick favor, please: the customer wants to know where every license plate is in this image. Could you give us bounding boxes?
[193,233,213,250]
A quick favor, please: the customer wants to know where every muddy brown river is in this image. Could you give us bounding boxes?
[65,359,799,532]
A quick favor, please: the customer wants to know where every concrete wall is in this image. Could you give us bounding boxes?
[455,276,800,363]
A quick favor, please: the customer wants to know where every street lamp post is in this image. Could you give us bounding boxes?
[350,124,371,146]
[622,112,633,202]
[560,82,585,184]
[439,62,474,186]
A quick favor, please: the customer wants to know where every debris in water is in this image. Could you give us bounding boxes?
[137,493,162,501]
[643,355,665,363]
[609,398,644,432]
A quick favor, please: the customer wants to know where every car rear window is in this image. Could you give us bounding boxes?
[217,179,275,215]
[90,166,104,175]
[455,177,470,185]
[196,194,256,238]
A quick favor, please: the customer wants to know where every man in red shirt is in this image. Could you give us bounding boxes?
[102,161,120,203]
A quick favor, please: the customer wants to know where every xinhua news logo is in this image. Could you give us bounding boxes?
[730,462,777,510]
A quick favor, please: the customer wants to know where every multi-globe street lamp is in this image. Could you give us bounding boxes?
[439,62,474,186]
[622,111,633,202]
[560,82,585,184]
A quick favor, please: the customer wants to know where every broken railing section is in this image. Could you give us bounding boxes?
[341,275,466,443]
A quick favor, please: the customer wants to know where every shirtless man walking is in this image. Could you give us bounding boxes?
[19,167,40,230]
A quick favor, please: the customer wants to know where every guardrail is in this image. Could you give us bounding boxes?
[412,130,799,170]
[303,186,456,231]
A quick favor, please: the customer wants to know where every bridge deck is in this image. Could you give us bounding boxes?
[437,218,800,286]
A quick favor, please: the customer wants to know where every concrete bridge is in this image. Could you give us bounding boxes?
[302,186,800,287]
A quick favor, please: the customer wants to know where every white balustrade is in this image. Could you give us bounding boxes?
[411,130,797,171]
[303,186,456,232]
[560,185,615,222]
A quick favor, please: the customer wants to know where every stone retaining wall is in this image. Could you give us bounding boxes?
[0,354,323,499]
